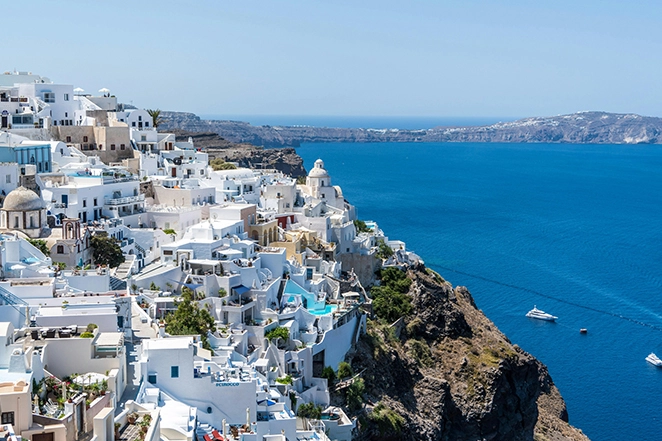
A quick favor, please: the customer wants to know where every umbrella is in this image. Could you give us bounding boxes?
[73,87,84,94]
[98,88,110,94]
[73,372,108,386]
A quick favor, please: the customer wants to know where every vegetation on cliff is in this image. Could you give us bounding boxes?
[332,264,588,441]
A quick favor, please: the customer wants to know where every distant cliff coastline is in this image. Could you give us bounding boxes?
[160,111,662,147]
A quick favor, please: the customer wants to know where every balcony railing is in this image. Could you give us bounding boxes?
[104,194,145,206]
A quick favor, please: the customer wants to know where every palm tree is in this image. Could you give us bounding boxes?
[146,109,163,129]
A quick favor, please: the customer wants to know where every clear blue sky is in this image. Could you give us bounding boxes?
[6,0,662,118]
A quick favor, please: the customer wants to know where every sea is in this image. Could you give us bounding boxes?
[286,129,662,440]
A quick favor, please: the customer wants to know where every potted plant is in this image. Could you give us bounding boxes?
[115,422,121,440]
[127,412,138,424]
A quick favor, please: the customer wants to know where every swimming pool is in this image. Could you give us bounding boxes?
[307,304,337,316]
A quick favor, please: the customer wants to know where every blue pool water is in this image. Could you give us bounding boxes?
[308,304,338,316]
[298,141,662,441]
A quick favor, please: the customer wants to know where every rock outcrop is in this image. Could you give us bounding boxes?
[160,111,662,147]
[170,129,307,178]
[343,266,588,441]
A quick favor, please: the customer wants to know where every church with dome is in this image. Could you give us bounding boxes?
[0,186,50,238]
[302,159,346,209]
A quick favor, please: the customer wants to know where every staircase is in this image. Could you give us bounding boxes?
[109,276,127,291]
[115,257,135,280]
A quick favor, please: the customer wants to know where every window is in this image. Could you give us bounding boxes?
[148,373,157,384]
[111,144,116,150]
[66,136,71,143]
[138,116,142,121]
[65,112,68,117]
[163,250,173,256]
[57,245,64,254]
[43,92,55,103]
[120,144,125,150]
[141,135,146,141]
[93,198,97,206]
[1,411,14,425]
[132,122,136,127]
[64,93,69,101]
[82,199,87,207]
[145,122,149,127]
[83,136,88,142]
[5,175,10,184]
[171,366,179,378]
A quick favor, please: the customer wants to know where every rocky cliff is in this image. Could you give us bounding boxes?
[161,111,662,147]
[170,129,307,178]
[340,265,588,441]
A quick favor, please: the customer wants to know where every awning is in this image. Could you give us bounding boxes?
[233,285,251,295]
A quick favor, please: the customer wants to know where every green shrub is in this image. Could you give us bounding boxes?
[376,240,394,259]
[276,375,293,385]
[337,361,353,379]
[296,402,322,420]
[353,220,372,233]
[346,378,365,411]
[265,326,289,342]
[163,228,176,235]
[321,366,336,383]
[80,332,94,338]
[369,403,405,436]
[408,339,432,367]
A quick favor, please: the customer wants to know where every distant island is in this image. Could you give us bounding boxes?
[160,111,662,148]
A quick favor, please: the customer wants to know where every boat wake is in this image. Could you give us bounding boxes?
[433,264,662,332]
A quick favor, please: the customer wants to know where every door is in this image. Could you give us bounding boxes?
[1,115,7,128]
[33,433,54,441]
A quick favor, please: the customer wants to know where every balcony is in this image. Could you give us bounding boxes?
[105,194,145,206]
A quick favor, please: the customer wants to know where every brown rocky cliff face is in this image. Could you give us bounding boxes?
[170,129,307,178]
[345,266,589,441]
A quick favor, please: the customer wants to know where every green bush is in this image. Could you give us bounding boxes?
[376,240,394,259]
[265,326,289,342]
[369,403,405,436]
[371,286,412,323]
[337,361,353,379]
[163,228,176,235]
[296,402,322,420]
[80,332,94,338]
[321,366,336,383]
[346,378,365,411]
[276,375,293,385]
[353,219,372,233]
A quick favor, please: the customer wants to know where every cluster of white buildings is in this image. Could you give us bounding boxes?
[0,72,420,441]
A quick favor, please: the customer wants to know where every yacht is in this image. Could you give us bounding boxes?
[645,353,662,367]
[526,306,558,322]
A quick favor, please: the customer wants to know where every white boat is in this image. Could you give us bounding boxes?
[526,306,558,322]
[645,353,662,367]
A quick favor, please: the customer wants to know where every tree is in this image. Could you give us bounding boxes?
[321,366,336,383]
[146,109,163,129]
[165,287,216,350]
[353,220,372,234]
[28,238,50,256]
[91,235,125,268]
[296,402,322,420]
[376,240,394,259]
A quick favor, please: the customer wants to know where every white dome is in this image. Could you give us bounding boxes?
[308,159,329,178]
[2,186,45,211]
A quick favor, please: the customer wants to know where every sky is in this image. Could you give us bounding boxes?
[5,0,662,118]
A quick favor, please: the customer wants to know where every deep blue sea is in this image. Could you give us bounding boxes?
[297,141,662,441]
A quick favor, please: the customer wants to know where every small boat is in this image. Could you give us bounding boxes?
[526,306,558,322]
[580,328,588,334]
[645,353,662,367]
